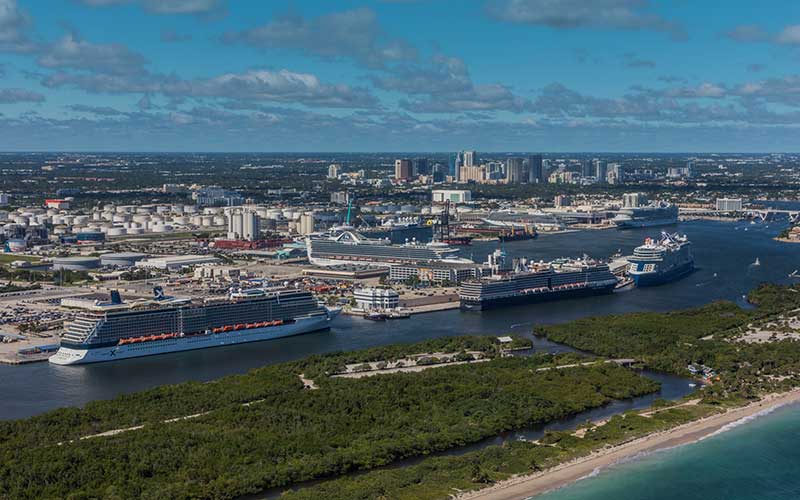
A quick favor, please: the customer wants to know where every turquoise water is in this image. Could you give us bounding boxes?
[538,403,800,500]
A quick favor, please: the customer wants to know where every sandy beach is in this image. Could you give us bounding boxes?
[460,389,800,500]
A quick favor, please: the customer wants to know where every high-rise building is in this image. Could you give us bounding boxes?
[607,163,624,185]
[527,154,544,183]
[623,193,647,208]
[327,164,340,179]
[593,159,608,183]
[716,198,743,211]
[394,159,412,180]
[505,157,524,184]
[581,159,594,178]
[431,163,448,182]
[459,165,489,183]
[462,150,477,167]
[412,158,429,176]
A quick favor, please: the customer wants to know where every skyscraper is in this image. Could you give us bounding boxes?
[412,158,429,176]
[527,154,544,183]
[394,159,412,180]
[327,164,340,179]
[593,159,608,183]
[581,159,594,178]
[462,150,477,167]
[506,157,523,183]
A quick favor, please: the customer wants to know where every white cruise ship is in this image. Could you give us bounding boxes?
[305,228,473,267]
[49,287,339,365]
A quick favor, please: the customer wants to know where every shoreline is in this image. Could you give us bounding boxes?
[460,389,800,500]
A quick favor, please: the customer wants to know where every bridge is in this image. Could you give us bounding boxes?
[679,208,800,223]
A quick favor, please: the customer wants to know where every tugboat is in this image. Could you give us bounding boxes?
[365,311,387,321]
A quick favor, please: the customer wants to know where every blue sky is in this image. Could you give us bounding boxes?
[2,0,800,151]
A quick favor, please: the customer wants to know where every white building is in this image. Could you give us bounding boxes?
[354,288,400,310]
[137,255,220,270]
[432,189,471,204]
[716,198,743,211]
[328,164,340,179]
[622,193,648,208]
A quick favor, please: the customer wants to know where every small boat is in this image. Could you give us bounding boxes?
[752,258,761,267]
[387,310,411,319]
[790,270,799,278]
[365,312,387,321]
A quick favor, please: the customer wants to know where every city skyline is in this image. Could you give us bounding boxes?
[2,1,800,151]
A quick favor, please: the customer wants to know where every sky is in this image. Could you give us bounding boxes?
[1,0,800,152]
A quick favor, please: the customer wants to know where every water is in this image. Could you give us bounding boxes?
[1,217,798,420]
[538,402,800,500]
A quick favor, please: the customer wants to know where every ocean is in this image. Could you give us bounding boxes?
[537,402,800,500]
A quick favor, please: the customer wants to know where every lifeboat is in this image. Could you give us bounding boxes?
[245,323,255,329]
[222,325,233,332]
[234,324,244,331]
[212,327,222,333]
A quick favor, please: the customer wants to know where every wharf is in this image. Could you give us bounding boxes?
[0,335,60,365]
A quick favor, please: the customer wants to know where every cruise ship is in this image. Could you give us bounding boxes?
[459,250,618,310]
[49,287,339,365]
[612,203,679,229]
[306,228,473,267]
[628,232,694,287]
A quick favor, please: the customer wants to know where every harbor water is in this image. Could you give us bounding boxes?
[1,217,798,420]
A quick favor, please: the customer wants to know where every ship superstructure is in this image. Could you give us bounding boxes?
[612,202,679,229]
[50,288,338,365]
[628,232,694,286]
[305,228,472,267]
[459,249,618,310]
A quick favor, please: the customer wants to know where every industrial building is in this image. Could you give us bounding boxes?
[99,252,148,268]
[52,256,101,271]
[136,255,221,270]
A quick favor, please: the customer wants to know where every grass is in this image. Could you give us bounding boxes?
[0,254,41,264]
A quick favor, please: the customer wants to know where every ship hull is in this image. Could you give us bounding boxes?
[460,282,616,311]
[49,312,337,366]
[631,261,694,287]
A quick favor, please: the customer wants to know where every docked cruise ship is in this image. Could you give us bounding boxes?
[612,203,679,229]
[459,250,618,310]
[306,228,473,267]
[628,232,694,287]
[49,288,339,365]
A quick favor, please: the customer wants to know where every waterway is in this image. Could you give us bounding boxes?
[1,216,798,420]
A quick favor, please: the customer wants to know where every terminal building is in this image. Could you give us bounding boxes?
[354,288,400,310]
[389,262,486,284]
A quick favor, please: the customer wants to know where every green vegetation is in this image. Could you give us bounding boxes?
[276,284,800,500]
[0,336,657,500]
[0,253,40,263]
[537,283,800,400]
[281,404,718,500]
